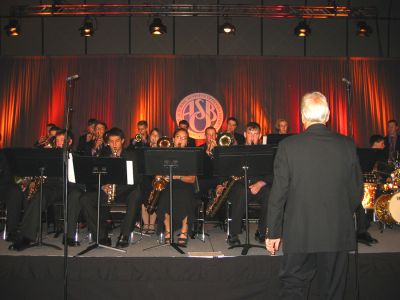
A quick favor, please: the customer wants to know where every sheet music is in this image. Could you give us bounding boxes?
[126,160,134,185]
[68,153,76,183]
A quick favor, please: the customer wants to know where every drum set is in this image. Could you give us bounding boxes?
[363,162,400,226]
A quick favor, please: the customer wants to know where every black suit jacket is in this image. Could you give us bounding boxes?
[234,132,245,145]
[187,137,196,147]
[267,124,363,253]
[384,134,400,160]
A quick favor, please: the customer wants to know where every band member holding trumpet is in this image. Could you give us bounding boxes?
[77,118,97,153]
[225,117,245,145]
[221,122,271,246]
[128,120,149,150]
[156,128,196,247]
[34,123,59,148]
[81,127,142,248]
[88,121,110,157]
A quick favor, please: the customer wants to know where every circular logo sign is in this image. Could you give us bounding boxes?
[176,93,224,139]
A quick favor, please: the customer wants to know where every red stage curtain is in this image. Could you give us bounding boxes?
[0,55,399,148]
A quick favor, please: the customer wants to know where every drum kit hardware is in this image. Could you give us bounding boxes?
[363,162,400,228]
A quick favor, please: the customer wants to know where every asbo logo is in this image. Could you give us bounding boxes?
[176,93,224,139]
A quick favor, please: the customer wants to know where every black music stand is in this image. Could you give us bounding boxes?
[3,148,63,250]
[266,134,292,146]
[139,147,203,254]
[213,145,275,255]
[72,155,133,256]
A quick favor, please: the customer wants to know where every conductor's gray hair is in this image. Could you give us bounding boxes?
[301,92,330,124]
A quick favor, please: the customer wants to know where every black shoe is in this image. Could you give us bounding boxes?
[6,232,18,243]
[115,235,130,248]
[227,235,241,246]
[358,232,378,245]
[254,230,266,244]
[99,237,112,247]
[8,236,31,251]
[62,237,80,247]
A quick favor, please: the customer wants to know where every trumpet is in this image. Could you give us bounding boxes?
[217,132,234,146]
[134,133,142,143]
[157,136,173,148]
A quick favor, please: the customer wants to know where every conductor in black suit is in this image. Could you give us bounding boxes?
[266,92,363,299]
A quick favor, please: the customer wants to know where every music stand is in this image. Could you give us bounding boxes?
[266,134,292,146]
[2,148,63,250]
[138,147,203,254]
[213,145,275,255]
[72,155,133,256]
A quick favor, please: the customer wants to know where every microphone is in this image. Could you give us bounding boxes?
[342,77,351,85]
[66,74,80,81]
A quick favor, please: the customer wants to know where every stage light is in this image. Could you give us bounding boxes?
[356,21,372,37]
[294,21,311,37]
[149,18,167,35]
[219,21,236,35]
[4,19,20,37]
[79,17,95,37]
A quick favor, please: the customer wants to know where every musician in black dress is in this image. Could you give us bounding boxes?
[80,127,142,248]
[87,121,110,157]
[222,122,272,246]
[156,128,196,247]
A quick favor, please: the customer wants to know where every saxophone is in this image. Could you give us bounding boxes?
[145,136,172,213]
[26,176,46,201]
[107,150,118,203]
[206,176,243,217]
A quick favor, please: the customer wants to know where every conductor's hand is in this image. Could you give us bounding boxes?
[266,238,281,256]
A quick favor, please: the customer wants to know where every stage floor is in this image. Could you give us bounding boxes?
[1,222,399,257]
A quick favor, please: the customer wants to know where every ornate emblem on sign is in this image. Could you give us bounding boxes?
[176,93,224,139]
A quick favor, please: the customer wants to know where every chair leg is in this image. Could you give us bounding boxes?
[1,208,7,240]
[226,201,232,239]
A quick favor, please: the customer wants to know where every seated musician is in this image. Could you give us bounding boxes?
[9,130,85,250]
[0,134,25,242]
[141,128,161,233]
[226,117,245,145]
[178,120,196,147]
[87,121,110,157]
[156,128,196,247]
[76,118,97,153]
[275,118,289,134]
[221,122,272,246]
[80,127,142,248]
[127,120,149,150]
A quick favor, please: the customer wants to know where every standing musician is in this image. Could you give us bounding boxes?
[178,120,196,147]
[156,128,196,247]
[76,118,97,153]
[275,118,289,134]
[384,119,400,162]
[35,123,59,148]
[266,92,363,299]
[128,120,149,150]
[88,121,110,157]
[80,127,142,248]
[141,128,161,233]
[9,130,85,250]
[225,117,245,145]
[219,122,271,246]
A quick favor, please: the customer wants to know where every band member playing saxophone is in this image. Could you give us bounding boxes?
[156,128,196,247]
[80,127,143,248]
[141,128,161,233]
[128,120,149,150]
[221,122,272,246]
[10,130,85,250]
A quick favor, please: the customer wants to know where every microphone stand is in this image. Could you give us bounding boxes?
[63,75,78,300]
[343,78,353,138]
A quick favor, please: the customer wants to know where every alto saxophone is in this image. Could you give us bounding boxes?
[206,176,243,217]
[107,150,118,203]
[26,176,46,201]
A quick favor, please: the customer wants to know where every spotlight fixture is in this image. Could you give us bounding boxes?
[149,18,167,35]
[356,21,373,37]
[219,21,236,35]
[79,17,95,37]
[4,19,20,37]
[294,21,311,37]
